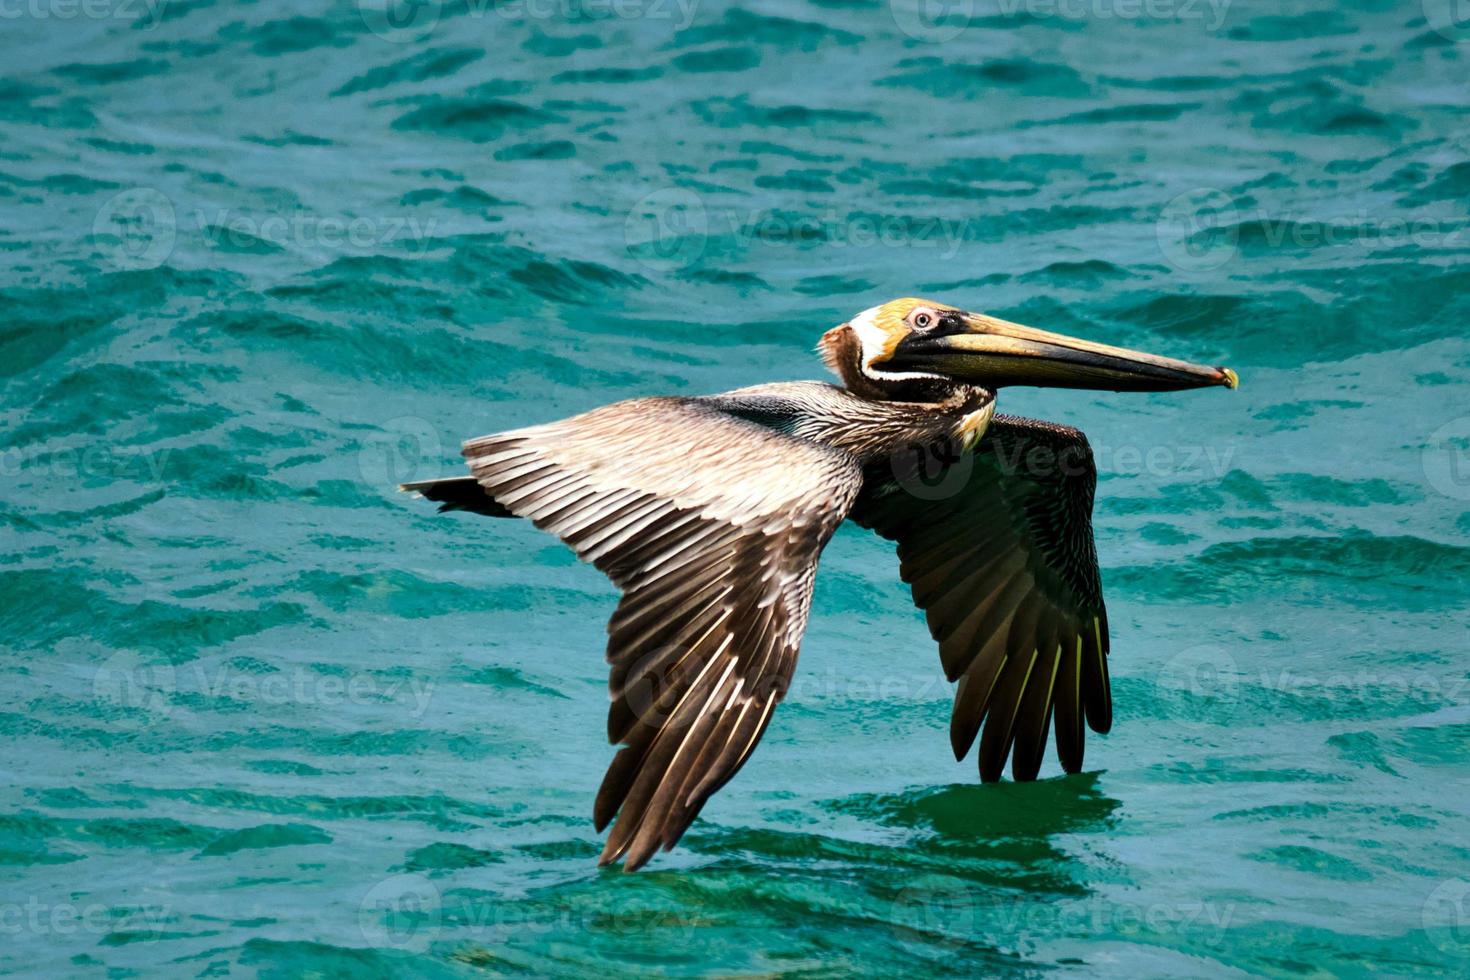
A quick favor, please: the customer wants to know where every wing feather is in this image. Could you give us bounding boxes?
[851,414,1110,781]
[460,396,862,869]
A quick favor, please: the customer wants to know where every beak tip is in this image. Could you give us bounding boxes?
[1220,367,1239,390]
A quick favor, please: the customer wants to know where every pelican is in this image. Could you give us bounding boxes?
[402,297,1237,870]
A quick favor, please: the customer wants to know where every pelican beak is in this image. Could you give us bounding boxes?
[891,311,1238,392]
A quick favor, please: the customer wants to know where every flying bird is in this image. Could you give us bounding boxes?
[402,297,1237,870]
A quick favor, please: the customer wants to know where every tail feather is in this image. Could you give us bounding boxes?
[399,476,515,518]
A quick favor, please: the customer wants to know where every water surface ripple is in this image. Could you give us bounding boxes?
[2,1,1469,976]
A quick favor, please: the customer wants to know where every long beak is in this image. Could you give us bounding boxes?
[891,312,1238,392]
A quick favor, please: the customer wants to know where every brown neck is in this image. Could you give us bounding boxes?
[818,324,971,404]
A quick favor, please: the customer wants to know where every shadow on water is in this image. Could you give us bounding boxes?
[825,774,1121,888]
[394,778,1119,975]
[832,774,1120,840]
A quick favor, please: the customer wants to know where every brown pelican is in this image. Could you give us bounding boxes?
[402,297,1236,870]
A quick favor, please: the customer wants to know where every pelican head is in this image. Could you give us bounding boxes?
[822,297,1237,398]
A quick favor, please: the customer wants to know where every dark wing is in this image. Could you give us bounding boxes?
[848,414,1109,783]
[460,398,862,870]
[401,475,514,517]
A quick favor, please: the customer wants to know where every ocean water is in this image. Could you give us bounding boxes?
[3,0,1469,975]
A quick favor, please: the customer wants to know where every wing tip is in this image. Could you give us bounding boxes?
[950,733,968,762]
[597,838,626,868]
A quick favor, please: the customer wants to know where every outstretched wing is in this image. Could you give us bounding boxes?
[461,398,862,870]
[849,414,1109,783]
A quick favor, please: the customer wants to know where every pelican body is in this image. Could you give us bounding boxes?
[403,298,1236,870]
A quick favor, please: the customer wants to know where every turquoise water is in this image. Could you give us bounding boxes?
[4,0,1470,975]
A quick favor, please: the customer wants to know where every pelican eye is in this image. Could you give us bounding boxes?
[913,311,933,330]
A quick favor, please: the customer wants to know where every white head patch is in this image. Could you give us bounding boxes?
[847,304,943,384]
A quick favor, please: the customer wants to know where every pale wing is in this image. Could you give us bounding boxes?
[850,415,1109,782]
[462,398,862,869]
